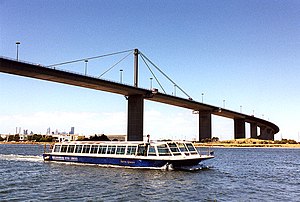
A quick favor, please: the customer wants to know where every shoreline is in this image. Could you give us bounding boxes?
[0,141,53,145]
[1,141,300,148]
[196,143,300,148]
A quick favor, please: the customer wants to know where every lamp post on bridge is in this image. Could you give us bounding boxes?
[174,84,177,96]
[16,41,20,61]
[223,99,226,108]
[84,60,88,75]
[202,93,204,103]
[150,77,153,89]
[120,69,123,83]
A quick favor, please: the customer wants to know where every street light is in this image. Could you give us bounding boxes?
[223,99,225,108]
[174,84,177,96]
[240,105,242,113]
[84,60,88,75]
[120,69,123,83]
[150,77,153,89]
[201,93,204,103]
[16,41,20,61]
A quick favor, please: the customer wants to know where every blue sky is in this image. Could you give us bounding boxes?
[1,0,299,141]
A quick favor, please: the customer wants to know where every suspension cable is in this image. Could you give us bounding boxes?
[140,54,166,94]
[46,49,134,67]
[139,52,192,99]
[98,51,132,78]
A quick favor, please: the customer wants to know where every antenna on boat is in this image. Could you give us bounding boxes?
[147,134,150,143]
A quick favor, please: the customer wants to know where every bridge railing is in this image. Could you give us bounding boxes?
[1,56,145,91]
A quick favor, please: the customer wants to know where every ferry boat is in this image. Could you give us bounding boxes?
[43,140,214,171]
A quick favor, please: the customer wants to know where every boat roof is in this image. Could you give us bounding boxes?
[55,140,194,145]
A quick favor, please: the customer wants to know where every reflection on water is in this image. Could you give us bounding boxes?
[1,144,300,201]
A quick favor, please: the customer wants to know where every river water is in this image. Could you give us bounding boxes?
[0,144,299,201]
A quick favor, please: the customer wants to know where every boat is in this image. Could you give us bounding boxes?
[43,140,214,171]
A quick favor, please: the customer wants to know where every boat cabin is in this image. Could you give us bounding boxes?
[51,141,200,157]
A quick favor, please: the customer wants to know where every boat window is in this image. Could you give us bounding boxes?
[137,145,147,156]
[178,143,189,155]
[75,145,83,153]
[126,146,137,155]
[167,143,181,156]
[90,145,99,154]
[148,146,157,156]
[107,145,116,154]
[116,146,126,155]
[61,145,68,153]
[186,143,198,154]
[98,145,107,154]
[157,144,171,156]
[82,145,91,153]
[67,145,75,153]
[54,145,61,152]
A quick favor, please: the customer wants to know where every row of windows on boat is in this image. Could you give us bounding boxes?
[53,143,198,156]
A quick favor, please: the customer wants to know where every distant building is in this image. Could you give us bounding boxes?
[51,133,83,142]
[46,127,51,135]
[69,127,75,135]
[106,134,126,141]
[19,134,27,141]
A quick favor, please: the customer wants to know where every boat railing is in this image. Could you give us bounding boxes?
[43,143,55,153]
[196,146,214,156]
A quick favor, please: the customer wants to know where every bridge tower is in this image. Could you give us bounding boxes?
[127,49,144,141]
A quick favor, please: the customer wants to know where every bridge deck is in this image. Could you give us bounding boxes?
[0,57,279,134]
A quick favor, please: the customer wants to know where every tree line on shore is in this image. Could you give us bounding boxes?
[200,137,298,144]
[0,134,298,144]
[0,134,112,142]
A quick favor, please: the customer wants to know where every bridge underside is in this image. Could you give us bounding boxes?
[198,113,275,141]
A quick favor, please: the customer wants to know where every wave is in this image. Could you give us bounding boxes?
[0,154,43,162]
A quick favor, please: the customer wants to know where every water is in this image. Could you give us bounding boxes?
[1,144,299,201]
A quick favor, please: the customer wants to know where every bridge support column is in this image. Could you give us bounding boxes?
[234,118,245,139]
[269,129,275,141]
[250,122,258,139]
[127,95,144,141]
[260,127,274,140]
[199,111,212,141]
[259,126,274,140]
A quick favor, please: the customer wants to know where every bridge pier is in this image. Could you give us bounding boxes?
[250,122,258,139]
[269,129,275,141]
[234,118,245,139]
[260,127,274,140]
[259,126,267,140]
[127,95,144,141]
[199,111,212,141]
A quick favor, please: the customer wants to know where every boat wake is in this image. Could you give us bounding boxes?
[0,154,43,162]
[176,163,213,171]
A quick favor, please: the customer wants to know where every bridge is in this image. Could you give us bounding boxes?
[0,50,279,141]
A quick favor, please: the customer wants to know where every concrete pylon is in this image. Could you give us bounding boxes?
[199,110,212,141]
[250,122,258,139]
[127,95,144,141]
[234,118,245,139]
[259,126,270,140]
[269,129,275,141]
[260,127,274,140]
